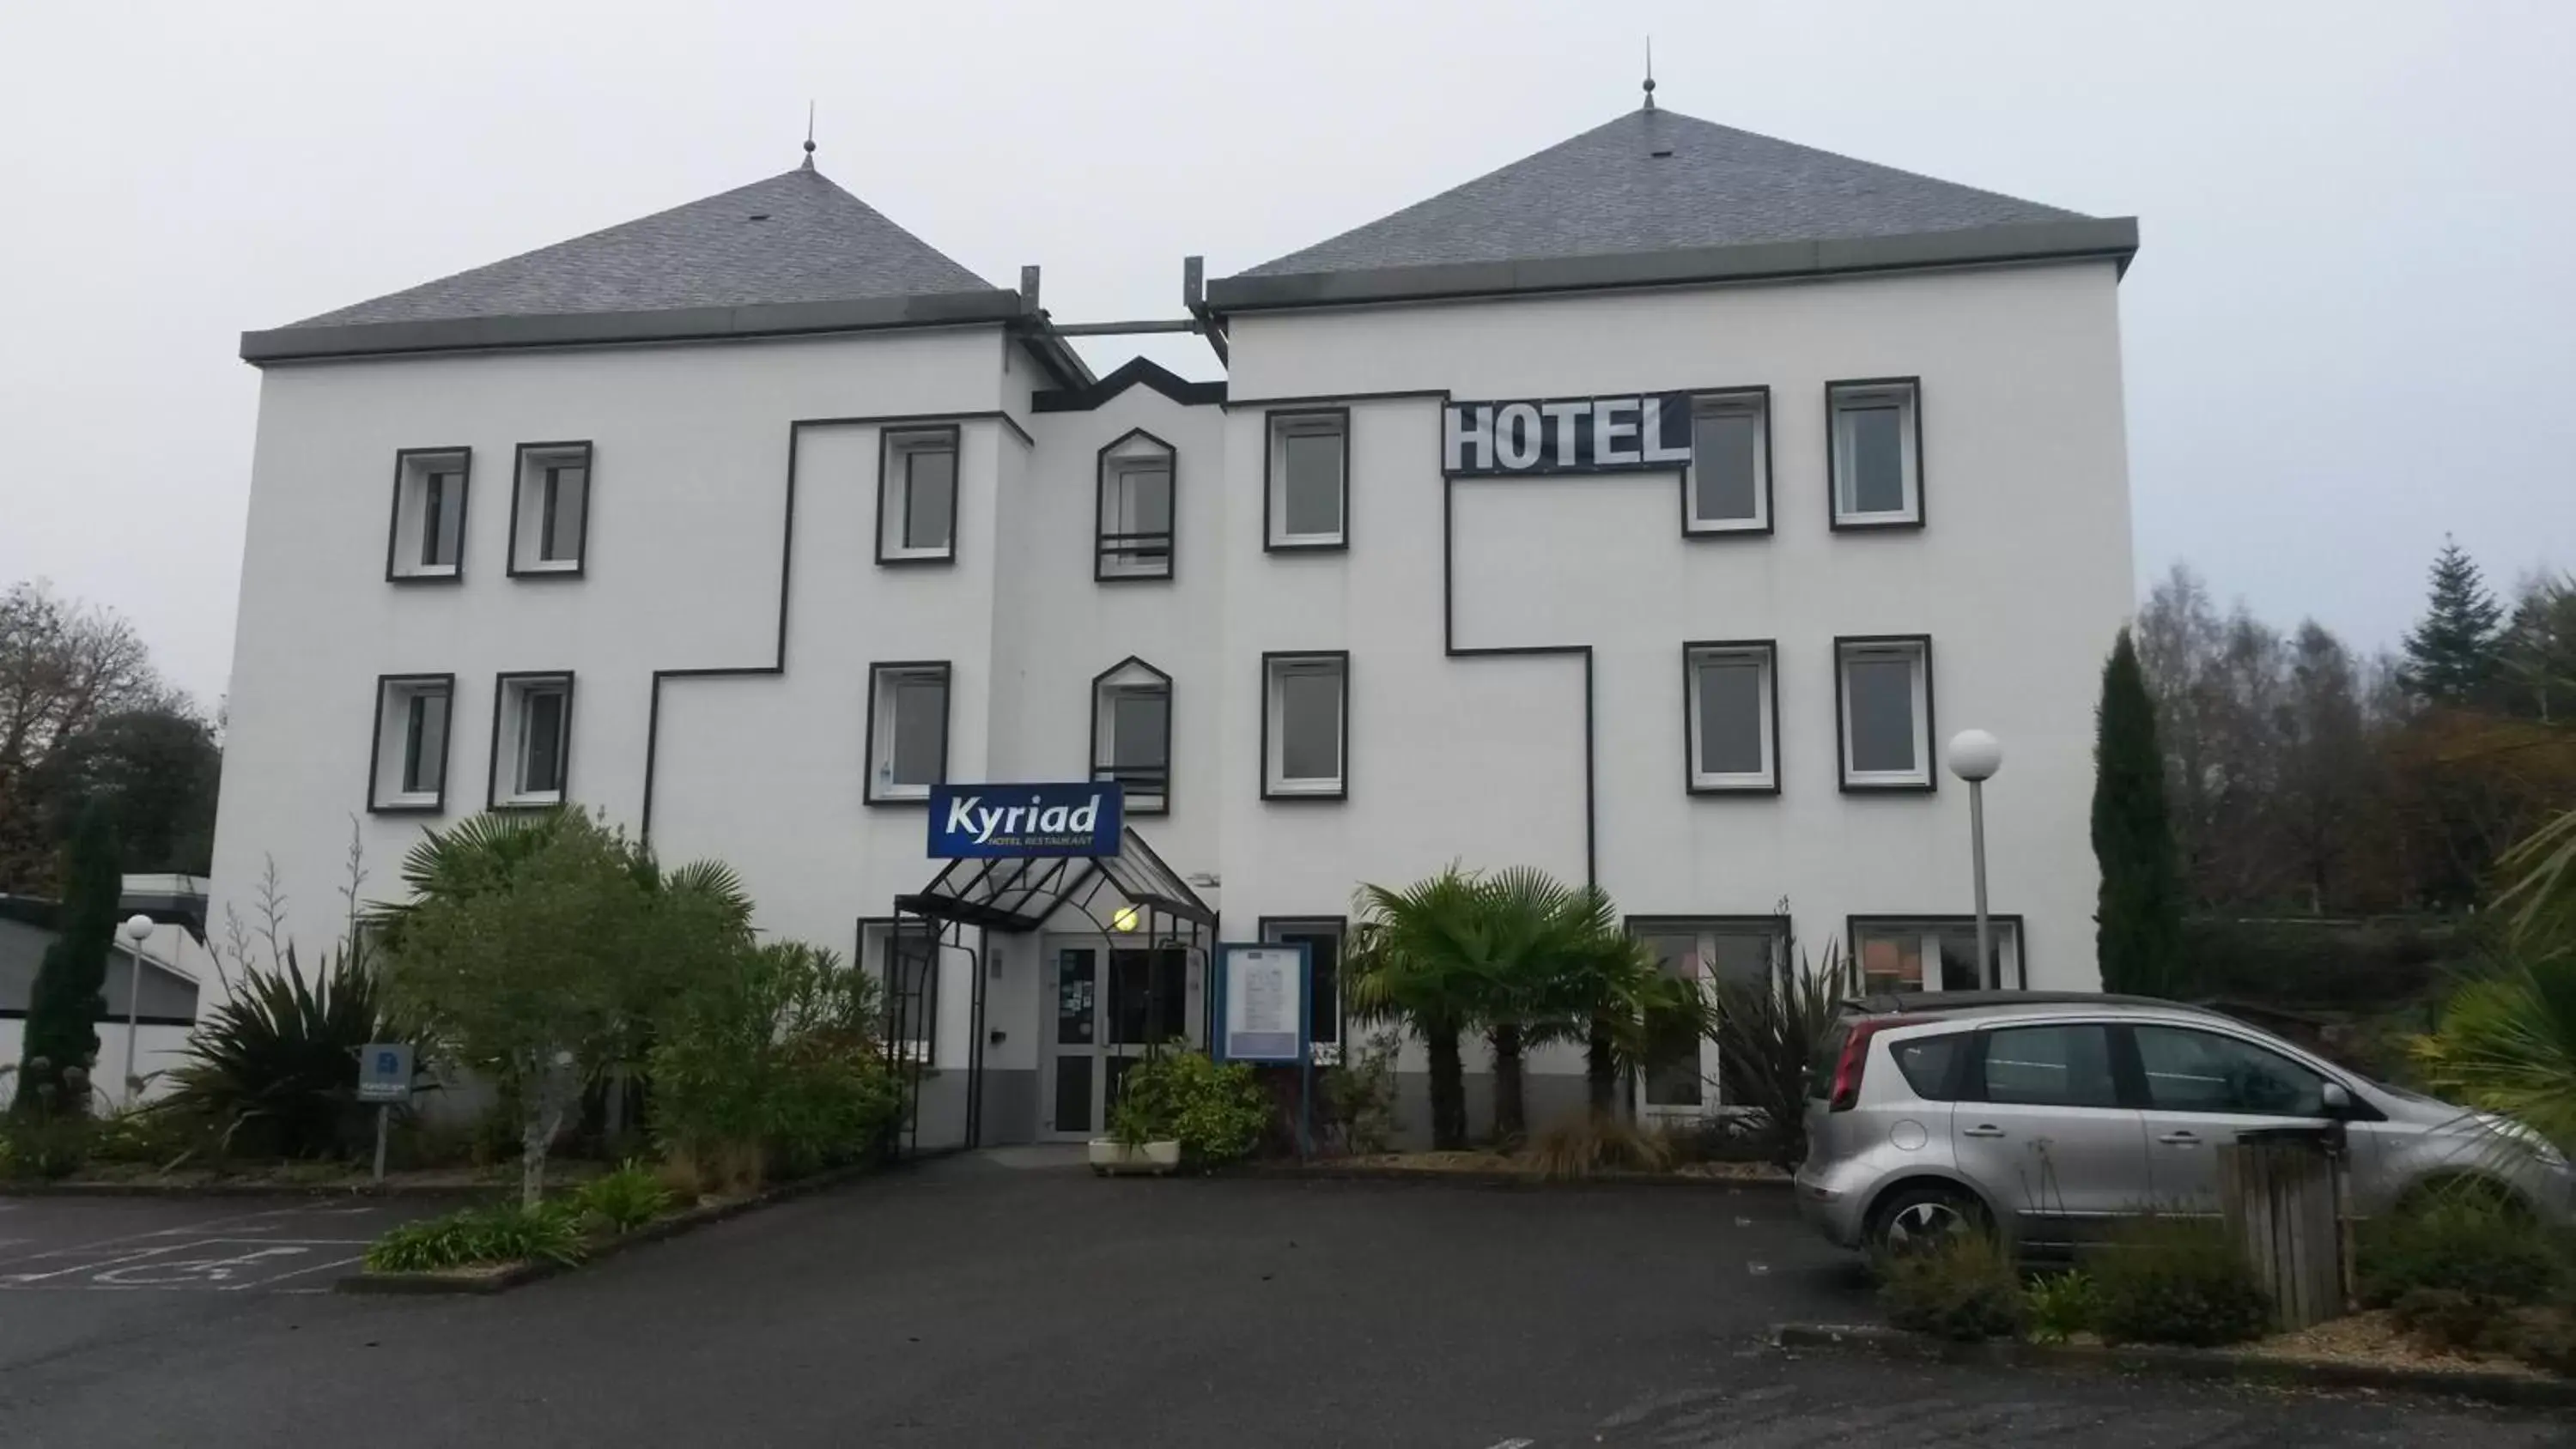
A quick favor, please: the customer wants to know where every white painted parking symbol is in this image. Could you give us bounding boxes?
[1,1236,371,1291]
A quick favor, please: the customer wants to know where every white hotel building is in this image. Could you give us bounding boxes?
[214,102,2139,1146]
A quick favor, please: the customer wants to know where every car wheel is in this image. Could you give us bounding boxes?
[1868,1184,1988,1257]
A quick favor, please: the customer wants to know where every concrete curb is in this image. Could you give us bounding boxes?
[1227,1162,1793,1191]
[1770,1322,2576,1410]
[335,1158,882,1296]
[0,1179,513,1200]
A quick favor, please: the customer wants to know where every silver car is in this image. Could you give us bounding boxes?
[1794,991,2576,1255]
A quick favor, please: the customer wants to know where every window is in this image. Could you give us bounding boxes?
[1262,652,1346,798]
[1266,409,1347,550]
[1978,1023,2119,1108]
[386,448,470,580]
[1096,429,1175,580]
[1837,636,1933,790]
[368,674,453,812]
[1091,658,1171,815]
[864,919,938,1062]
[509,442,591,576]
[1891,1033,1966,1100]
[489,673,572,808]
[877,427,959,563]
[2133,1026,2330,1118]
[1852,917,2025,993]
[1827,379,1923,528]
[1686,389,1769,534]
[1631,919,1787,1109]
[1683,641,1777,792]
[866,663,950,803]
[1261,918,1346,1057]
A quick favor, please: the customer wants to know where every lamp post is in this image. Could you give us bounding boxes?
[119,913,155,1106]
[1945,731,2004,990]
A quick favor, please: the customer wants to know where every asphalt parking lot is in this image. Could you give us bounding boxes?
[0,1159,2564,1447]
[0,1196,447,1295]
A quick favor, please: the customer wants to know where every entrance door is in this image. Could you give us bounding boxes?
[1043,941,1194,1140]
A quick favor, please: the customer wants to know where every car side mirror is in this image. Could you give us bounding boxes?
[2319,1082,2354,1117]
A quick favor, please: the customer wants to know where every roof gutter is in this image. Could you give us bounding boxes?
[1205,217,2141,316]
[240,288,1032,365]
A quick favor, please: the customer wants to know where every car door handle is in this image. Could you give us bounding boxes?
[1962,1125,2007,1139]
[2156,1131,2202,1146]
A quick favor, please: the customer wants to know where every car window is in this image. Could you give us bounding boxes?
[2134,1025,2328,1117]
[1978,1024,2119,1108]
[1890,1033,1964,1100]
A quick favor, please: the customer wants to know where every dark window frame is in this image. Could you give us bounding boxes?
[873,424,963,567]
[1259,914,1350,1048]
[1094,427,1177,583]
[1846,912,2027,991]
[1089,655,1173,815]
[1259,649,1350,803]
[365,671,456,815]
[1262,408,1351,554]
[506,440,594,580]
[1679,385,1775,539]
[1824,376,1926,532]
[1833,634,1937,793]
[485,670,575,811]
[385,446,472,584]
[1679,639,1780,796]
[863,659,953,807]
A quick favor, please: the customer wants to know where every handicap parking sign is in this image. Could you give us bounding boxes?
[357,1043,413,1103]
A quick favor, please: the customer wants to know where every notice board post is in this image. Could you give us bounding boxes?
[1212,941,1312,1161]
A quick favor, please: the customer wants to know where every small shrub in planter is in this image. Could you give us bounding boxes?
[364,1203,586,1272]
[2091,1217,2273,1347]
[1876,1232,2028,1342]
[2025,1270,2102,1343]
[2359,1197,2563,1308]
[571,1160,673,1235]
[1115,1052,1270,1167]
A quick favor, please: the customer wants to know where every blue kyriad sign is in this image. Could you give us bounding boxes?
[927,781,1123,858]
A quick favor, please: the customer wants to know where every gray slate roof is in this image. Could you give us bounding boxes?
[289,166,999,330]
[1237,106,2089,279]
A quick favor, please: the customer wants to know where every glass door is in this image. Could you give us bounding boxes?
[1047,946,1101,1139]
[1046,941,1197,1140]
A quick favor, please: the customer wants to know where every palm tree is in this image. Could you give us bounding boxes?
[2413,810,2576,1155]
[1344,869,1494,1150]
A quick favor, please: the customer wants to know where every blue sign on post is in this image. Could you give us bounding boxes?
[927,781,1123,858]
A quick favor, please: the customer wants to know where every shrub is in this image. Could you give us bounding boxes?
[1706,949,1847,1170]
[2390,1288,2506,1354]
[1521,1112,1676,1180]
[87,1102,218,1167]
[1876,1232,2027,1342]
[570,1159,672,1234]
[0,1112,92,1181]
[2025,1270,2102,1343]
[2091,1217,2273,1347]
[2512,1310,2576,1376]
[2359,1197,2563,1308]
[1318,1031,1401,1155]
[1113,1052,1270,1167]
[162,944,392,1160]
[363,1202,586,1273]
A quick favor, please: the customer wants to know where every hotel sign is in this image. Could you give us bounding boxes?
[1443,392,1697,477]
[928,781,1123,858]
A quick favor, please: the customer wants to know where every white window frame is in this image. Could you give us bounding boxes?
[492,673,573,809]
[1827,379,1922,528]
[1836,637,1933,790]
[1097,431,1176,580]
[1683,642,1777,792]
[387,449,469,580]
[1266,410,1347,550]
[866,663,950,803]
[1091,658,1171,815]
[1263,652,1346,798]
[878,427,959,563]
[509,442,590,575]
[1851,917,2025,994]
[369,675,453,812]
[1686,390,1770,534]
[1629,919,1788,1116]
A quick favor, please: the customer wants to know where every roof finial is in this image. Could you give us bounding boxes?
[801,101,817,170]
[1643,37,1656,110]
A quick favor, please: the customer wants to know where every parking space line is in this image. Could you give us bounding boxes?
[223,1252,366,1290]
[0,1205,336,1270]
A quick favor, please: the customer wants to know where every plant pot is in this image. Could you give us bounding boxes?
[1089,1138,1181,1175]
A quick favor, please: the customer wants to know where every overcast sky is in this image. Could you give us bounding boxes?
[3,0,2569,709]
